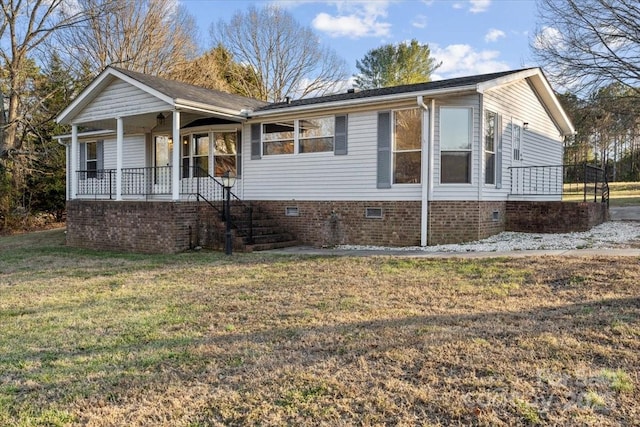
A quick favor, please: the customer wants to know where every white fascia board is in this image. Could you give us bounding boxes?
[476,68,540,93]
[175,99,246,120]
[529,74,575,136]
[54,129,115,140]
[247,85,478,118]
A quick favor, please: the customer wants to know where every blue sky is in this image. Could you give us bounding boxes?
[181,0,539,80]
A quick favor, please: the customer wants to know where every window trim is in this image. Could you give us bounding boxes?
[392,107,422,185]
[439,106,473,185]
[484,110,497,186]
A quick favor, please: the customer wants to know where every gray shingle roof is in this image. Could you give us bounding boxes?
[256,68,535,111]
[112,67,267,112]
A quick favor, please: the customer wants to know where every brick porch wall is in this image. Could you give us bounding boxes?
[505,201,608,233]
[66,200,202,254]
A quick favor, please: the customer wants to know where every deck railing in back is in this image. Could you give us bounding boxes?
[509,164,609,205]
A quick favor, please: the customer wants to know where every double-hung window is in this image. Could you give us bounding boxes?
[440,107,472,184]
[484,110,497,185]
[393,108,421,184]
[298,117,334,153]
[263,121,295,155]
[262,117,335,155]
[181,133,209,178]
[86,141,98,179]
[213,132,237,176]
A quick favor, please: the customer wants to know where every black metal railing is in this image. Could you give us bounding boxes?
[122,166,172,196]
[509,163,609,205]
[76,169,116,198]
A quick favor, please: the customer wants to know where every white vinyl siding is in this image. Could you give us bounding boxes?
[483,78,564,201]
[98,135,146,170]
[241,111,422,201]
[75,79,169,123]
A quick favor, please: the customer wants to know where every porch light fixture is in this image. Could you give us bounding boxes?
[523,122,529,130]
[156,112,165,126]
[222,170,237,255]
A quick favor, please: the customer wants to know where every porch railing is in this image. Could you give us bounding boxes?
[509,164,609,205]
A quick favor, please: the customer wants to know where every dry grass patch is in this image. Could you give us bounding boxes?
[1,229,639,426]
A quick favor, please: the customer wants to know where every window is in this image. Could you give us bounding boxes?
[484,110,496,185]
[299,117,334,153]
[440,107,472,183]
[513,123,522,161]
[154,135,172,184]
[86,141,97,179]
[213,132,237,176]
[181,133,210,178]
[263,121,294,155]
[393,108,421,184]
[262,117,336,155]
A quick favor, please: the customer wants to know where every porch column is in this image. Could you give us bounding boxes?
[70,125,78,199]
[171,110,181,200]
[116,116,124,201]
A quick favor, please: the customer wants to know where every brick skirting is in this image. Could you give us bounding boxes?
[65,199,609,253]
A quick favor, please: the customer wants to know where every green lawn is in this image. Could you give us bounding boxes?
[563,181,640,206]
[1,229,638,426]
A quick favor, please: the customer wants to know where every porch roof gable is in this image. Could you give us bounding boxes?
[57,67,268,125]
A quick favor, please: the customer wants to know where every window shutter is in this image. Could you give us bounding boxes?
[236,129,242,177]
[377,111,392,189]
[79,143,86,181]
[250,124,261,160]
[334,115,348,155]
[496,115,502,188]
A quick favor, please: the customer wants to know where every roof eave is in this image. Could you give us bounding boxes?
[175,99,247,120]
[248,85,479,118]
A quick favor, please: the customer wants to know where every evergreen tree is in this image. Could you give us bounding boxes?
[354,40,441,89]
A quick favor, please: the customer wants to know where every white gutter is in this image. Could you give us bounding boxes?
[54,129,116,140]
[417,95,433,247]
[249,85,478,118]
[175,99,247,120]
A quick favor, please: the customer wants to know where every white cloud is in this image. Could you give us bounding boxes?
[485,28,505,43]
[533,26,564,50]
[312,1,392,38]
[469,0,491,13]
[412,14,427,29]
[431,44,510,79]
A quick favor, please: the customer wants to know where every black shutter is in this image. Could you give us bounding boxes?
[250,124,261,160]
[334,115,348,155]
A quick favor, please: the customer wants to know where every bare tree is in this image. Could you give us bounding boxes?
[532,0,640,95]
[59,0,199,76]
[211,5,348,102]
[0,0,110,163]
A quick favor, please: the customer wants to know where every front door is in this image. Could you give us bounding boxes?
[154,135,173,193]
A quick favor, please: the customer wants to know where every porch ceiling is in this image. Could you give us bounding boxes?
[77,110,243,135]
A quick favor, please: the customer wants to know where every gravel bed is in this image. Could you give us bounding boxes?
[337,221,640,253]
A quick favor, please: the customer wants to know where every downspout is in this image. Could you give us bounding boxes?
[417,96,432,246]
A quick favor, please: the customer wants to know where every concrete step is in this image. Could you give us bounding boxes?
[244,240,300,252]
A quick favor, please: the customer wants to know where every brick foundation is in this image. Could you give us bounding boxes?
[506,201,608,233]
[254,200,422,247]
[66,199,609,253]
[428,201,506,245]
